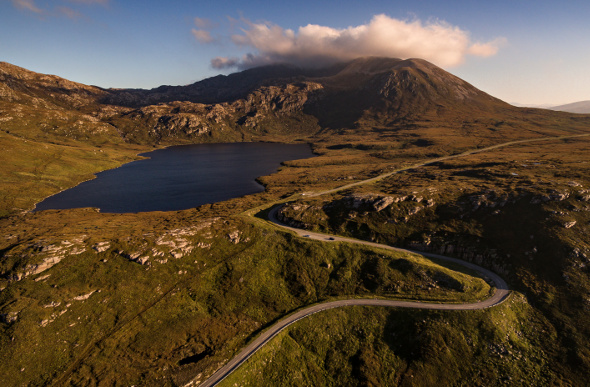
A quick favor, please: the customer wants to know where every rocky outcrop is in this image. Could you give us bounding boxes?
[227,231,240,244]
[118,82,323,141]
[118,250,151,265]
[334,193,397,212]
[93,241,111,253]
[277,207,313,229]
[110,220,220,265]
[73,290,96,301]
[530,190,572,204]
[373,196,395,211]
[1,220,220,284]
[0,311,18,324]
[4,236,88,282]
[405,239,511,277]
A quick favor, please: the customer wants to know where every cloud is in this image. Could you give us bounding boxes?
[211,14,505,70]
[192,29,214,44]
[468,38,507,57]
[58,6,82,19]
[67,0,109,4]
[211,57,240,69]
[194,17,215,30]
[192,17,219,43]
[12,0,43,14]
[11,0,109,18]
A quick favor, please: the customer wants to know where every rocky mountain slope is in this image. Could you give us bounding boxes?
[0,61,121,142]
[107,57,519,140]
[0,62,107,108]
[1,57,561,145]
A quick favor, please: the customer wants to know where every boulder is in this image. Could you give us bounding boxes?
[373,196,394,212]
[93,241,111,253]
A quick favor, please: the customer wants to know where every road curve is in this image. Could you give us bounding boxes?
[267,206,510,297]
[196,207,510,387]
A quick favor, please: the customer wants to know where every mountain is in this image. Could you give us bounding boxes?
[102,57,506,111]
[112,57,524,143]
[101,63,345,107]
[4,57,586,147]
[3,56,590,154]
[551,100,590,114]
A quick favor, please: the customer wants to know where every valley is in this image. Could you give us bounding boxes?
[1,57,590,386]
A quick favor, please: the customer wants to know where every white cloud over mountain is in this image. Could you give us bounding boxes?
[207,14,504,70]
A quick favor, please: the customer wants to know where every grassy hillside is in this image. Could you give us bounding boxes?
[223,296,558,386]
[0,131,147,216]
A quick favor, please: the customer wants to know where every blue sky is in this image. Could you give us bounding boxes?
[1,0,589,105]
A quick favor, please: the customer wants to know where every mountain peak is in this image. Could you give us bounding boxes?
[310,56,503,108]
[336,57,404,74]
[337,57,438,73]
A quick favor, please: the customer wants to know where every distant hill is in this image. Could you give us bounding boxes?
[550,100,590,114]
[509,102,554,109]
[0,61,109,109]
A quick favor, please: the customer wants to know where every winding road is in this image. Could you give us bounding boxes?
[196,209,510,387]
[194,133,590,387]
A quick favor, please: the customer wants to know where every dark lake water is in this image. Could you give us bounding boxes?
[34,142,314,213]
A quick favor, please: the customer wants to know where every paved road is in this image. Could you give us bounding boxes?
[195,208,509,387]
[196,133,590,387]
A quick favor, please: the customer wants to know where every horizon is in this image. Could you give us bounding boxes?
[2,0,590,106]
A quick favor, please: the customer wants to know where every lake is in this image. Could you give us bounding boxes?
[34,142,315,213]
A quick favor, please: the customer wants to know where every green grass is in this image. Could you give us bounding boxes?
[0,131,149,217]
[221,293,557,387]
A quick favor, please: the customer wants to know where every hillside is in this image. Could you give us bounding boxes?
[551,100,590,114]
[1,58,590,385]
